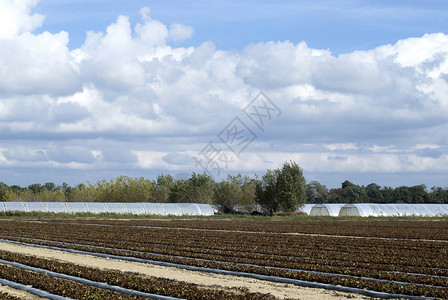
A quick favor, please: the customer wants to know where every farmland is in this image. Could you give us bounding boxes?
[0,218,447,299]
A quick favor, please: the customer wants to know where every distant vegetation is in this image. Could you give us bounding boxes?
[1,161,447,213]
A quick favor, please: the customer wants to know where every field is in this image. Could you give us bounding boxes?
[0,216,447,299]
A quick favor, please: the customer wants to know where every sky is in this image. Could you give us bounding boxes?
[0,0,448,189]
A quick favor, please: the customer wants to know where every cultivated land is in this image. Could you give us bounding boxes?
[0,215,446,299]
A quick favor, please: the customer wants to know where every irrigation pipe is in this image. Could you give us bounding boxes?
[0,277,72,300]
[0,258,182,300]
[0,238,435,300]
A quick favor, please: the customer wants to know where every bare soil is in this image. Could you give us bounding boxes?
[0,241,373,300]
[0,283,44,299]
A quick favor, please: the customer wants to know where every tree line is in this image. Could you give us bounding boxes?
[0,161,447,214]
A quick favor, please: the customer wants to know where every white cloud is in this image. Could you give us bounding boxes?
[0,30,81,96]
[0,0,44,39]
[0,1,447,187]
[3,146,47,162]
[169,23,194,43]
[46,145,96,164]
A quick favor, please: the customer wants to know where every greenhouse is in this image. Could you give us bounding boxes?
[0,202,216,216]
[104,203,127,214]
[141,203,165,215]
[309,204,346,216]
[297,204,315,215]
[2,202,28,212]
[65,202,88,213]
[124,203,146,215]
[339,203,448,217]
[84,202,107,213]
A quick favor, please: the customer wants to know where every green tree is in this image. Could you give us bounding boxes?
[28,183,43,194]
[214,177,242,213]
[255,169,279,215]
[328,188,344,203]
[276,161,307,211]
[411,185,428,203]
[394,186,413,203]
[366,183,383,203]
[240,176,257,206]
[153,174,174,202]
[306,181,329,203]
[429,186,448,204]
[0,182,10,202]
[255,161,306,214]
[169,173,215,203]
[213,174,256,213]
[187,173,215,204]
[381,187,395,203]
[43,182,56,192]
[342,183,367,203]
[168,179,190,203]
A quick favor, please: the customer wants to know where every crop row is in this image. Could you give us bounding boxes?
[0,292,22,300]
[1,219,447,298]
[3,237,447,298]
[1,220,446,273]
[45,219,448,240]
[0,263,146,299]
[0,250,270,300]
[0,227,446,281]
[5,234,448,290]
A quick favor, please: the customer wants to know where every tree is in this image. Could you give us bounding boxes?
[366,183,383,203]
[411,185,428,203]
[306,181,329,203]
[255,161,306,214]
[43,182,56,193]
[168,179,190,203]
[328,188,344,203]
[255,169,279,215]
[342,183,367,203]
[276,161,307,211]
[0,182,10,202]
[153,174,174,202]
[394,186,413,203]
[214,176,242,213]
[169,173,215,204]
[381,187,395,203]
[429,186,448,204]
[214,174,257,213]
[240,176,257,206]
[187,173,215,204]
[28,183,42,194]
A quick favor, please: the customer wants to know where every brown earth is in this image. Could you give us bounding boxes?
[0,283,44,299]
[0,241,375,300]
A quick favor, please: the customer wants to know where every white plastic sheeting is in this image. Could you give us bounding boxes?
[296,204,315,215]
[0,202,216,215]
[84,203,107,214]
[195,204,216,215]
[46,202,68,213]
[310,204,346,216]
[162,203,184,216]
[123,203,146,215]
[339,203,448,217]
[179,203,200,215]
[141,203,165,215]
[104,203,127,214]
[232,204,262,214]
[25,202,48,212]
[3,202,28,212]
[65,203,88,213]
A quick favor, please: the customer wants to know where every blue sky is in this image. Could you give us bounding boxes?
[0,0,447,188]
[34,0,448,54]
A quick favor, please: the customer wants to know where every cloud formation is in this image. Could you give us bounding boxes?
[0,0,447,187]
